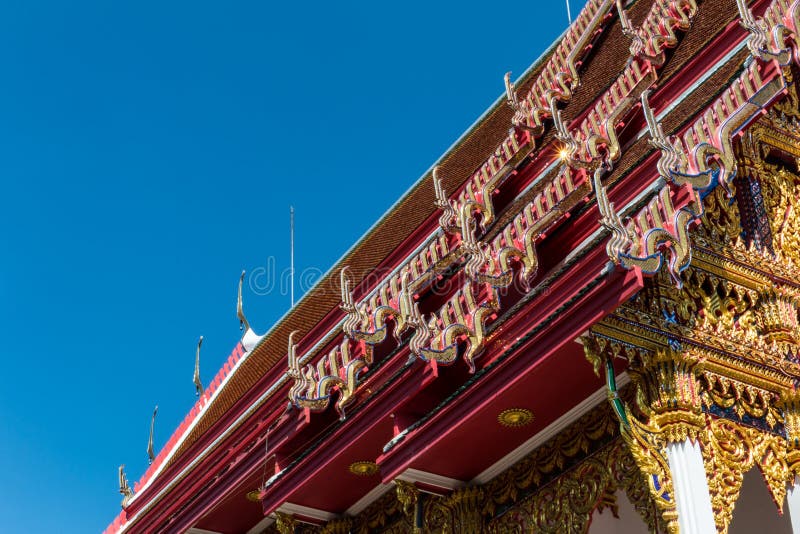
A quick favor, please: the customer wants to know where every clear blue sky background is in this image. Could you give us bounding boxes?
[0,1,570,532]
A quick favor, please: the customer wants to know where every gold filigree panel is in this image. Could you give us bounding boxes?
[702,418,789,533]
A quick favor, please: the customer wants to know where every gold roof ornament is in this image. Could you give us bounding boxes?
[237,270,250,333]
[348,461,379,476]
[433,166,459,233]
[193,336,203,396]
[147,405,158,465]
[497,408,534,428]
[118,464,134,508]
[238,270,263,351]
[504,71,534,133]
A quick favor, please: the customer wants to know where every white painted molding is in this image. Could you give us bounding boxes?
[346,484,393,516]
[473,373,630,484]
[275,502,337,522]
[245,516,275,534]
[396,468,465,491]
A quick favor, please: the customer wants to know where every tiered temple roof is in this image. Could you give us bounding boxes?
[105,0,800,532]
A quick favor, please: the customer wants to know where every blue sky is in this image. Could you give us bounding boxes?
[0,1,570,531]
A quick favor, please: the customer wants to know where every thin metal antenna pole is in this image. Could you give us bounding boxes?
[290,206,295,307]
[566,0,572,23]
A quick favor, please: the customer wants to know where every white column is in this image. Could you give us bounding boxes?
[787,476,800,534]
[665,439,716,534]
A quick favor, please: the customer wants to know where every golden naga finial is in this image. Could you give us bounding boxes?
[504,71,532,130]
[615,0,643,55]
[193,336,204,396]
[147,405,158,465]
[462,209,488,282]
[237,270,250,333]
[119,464,134,508]
[553,110,580,167]
[286,330,309,407]
[433,167,459,233]
[615,0,635,37]
[735,0,788,63]
[340,267,360,338]
[641,90,686,182]
[287,330,301,377]
[593,161,633,264]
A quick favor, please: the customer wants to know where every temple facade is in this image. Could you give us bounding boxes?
[105,0,800,532]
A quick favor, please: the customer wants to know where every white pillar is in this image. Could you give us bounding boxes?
[665,439,716,534]
[787,476,800,534]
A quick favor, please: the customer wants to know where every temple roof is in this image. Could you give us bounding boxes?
[105,0,785,530]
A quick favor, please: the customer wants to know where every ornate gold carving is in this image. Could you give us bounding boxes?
[582,335,679,531]
[483,394,619,513]
[625,0,698,65]
[497,408,534,427]
[763,166,800,262]
[702,418,789,532]
[487,440,666,534]
[274,511,297,534]
[287,331,370,419]
[352,485,411,533]
[502,0,614,139]
[433,167,460,234]
[319,518,352,534]
[348,461,378,476]
[642,89,688,182]
[628,347,706,442]
[394,479,419,520]
[340,267,409,346]
[755,288,800,344]
[736,0,792,65]
[415,281,499,372]
[701,374,781,428]
[780,388,800,476]
[425,486,485,534]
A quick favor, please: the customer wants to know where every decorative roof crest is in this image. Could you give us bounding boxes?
[118,465,134,508]
[147,405,158,465]
[641,89,687,182]
[193,336,203,396]
[433,166,460,233]
[238,270,261,351]
[504,72,534,132]
[237,270,250,333]
[736,0,791,65]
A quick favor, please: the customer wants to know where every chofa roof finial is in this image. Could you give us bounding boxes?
[147,405,158,465]
[193,336,204,396]
[238,270,250,333]
[119,464,134,508]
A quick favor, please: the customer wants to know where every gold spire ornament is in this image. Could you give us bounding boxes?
[147,405,158,464]
[238,270,250,333]
[194,336,204,396]
[119,464,134,508]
